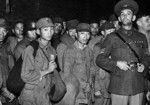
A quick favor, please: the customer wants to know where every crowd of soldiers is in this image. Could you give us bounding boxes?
[0,0,150,105]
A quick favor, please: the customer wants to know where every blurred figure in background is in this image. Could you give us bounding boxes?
[51,17,64,49]
[0,18,15,104]
[55,19,79,105]
[14,19,37,61]
[6,19,24,55]
[109,14,120,30]
[88,21,101,51]
[57,19,79,71]
[136,15,150,53]
[93,22,115,105]
[136,15,150,105]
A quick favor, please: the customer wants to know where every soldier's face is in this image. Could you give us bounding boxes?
[54,23,62,34]
[40,26,54,41]
[27,29,37,40]
[14,23,24,38]
[141,16,150,31]
[27,22,37,40]
[77,31,90,45]
[119,9,134,25]
[68,29,77,40]
[90,23,99,35]
[0,27,7,42]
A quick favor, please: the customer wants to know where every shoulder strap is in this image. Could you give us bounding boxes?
[116,32,141,63]
[29,40,39,57]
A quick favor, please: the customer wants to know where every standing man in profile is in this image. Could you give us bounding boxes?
[96,0,150,105]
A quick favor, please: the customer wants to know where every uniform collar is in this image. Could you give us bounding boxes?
[74,41,87,50]
[119,27,133,36]
[38,38,51,49]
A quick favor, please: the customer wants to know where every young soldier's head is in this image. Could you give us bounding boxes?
[12,19,24,38]
[36,17,54,41]
[100,21,115,37]
[53,17,63,34]
[114,0,139,26]
[24,20,37,41]
[0,18,8,42]
[90,22,99,36]
[109,14,120,30]
[66,19,79,40]
[136,15,150,32]
[76,23,91,45]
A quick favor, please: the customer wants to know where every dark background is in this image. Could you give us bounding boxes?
[0,0,150,22]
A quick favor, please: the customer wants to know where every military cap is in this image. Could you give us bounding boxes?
[114,0,139,16]
[100,21,115,31]
[53,17,63,24]
[36,17,54,29]
[77,23,90,32]
[0,18,7,28]
[66,19,79,30]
